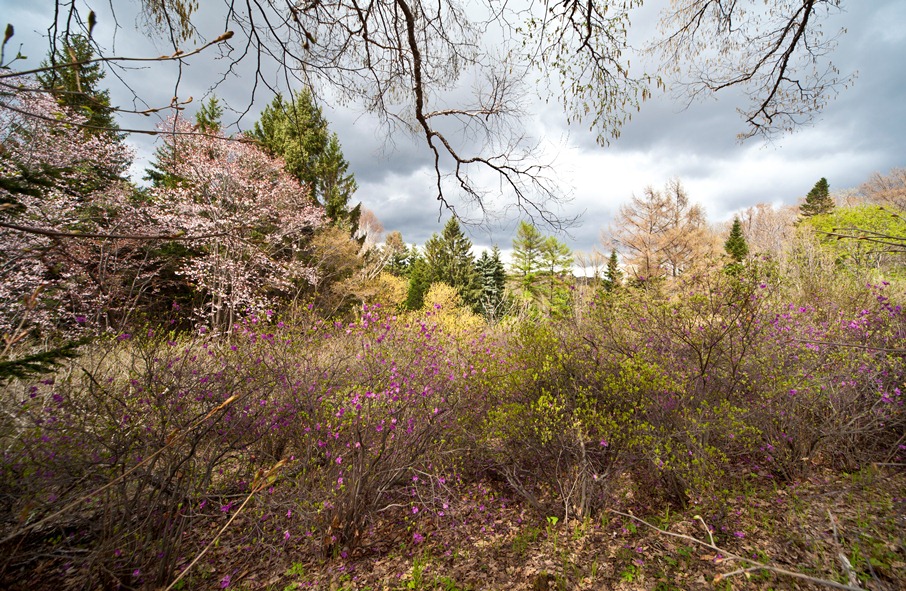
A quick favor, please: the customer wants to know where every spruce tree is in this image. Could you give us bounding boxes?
[405,250,430,310]
[603,249,623,292]
[37,34,117,135]
[250,90,358,229]
[475,246,507,319]
[422,218,480,306]
[724,217,749,262]
[195,96,223,133]
[800,177,834,217]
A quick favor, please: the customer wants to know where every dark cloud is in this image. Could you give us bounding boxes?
[3,0,904,261]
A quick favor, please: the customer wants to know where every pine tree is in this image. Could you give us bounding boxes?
[37,35,117,135]
[724,217,749,262]
[405,250,430,310]
[250,90,358,229]
[800,177,834,217]
[195,96,223,133]
[511,221,544,298]
[319,134,359,228]
[603,249,623,292]
[475,246,507,319]
[540,235,573,312]
[422,218,480,305]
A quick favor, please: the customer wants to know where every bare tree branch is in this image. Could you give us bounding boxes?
[654,0,853,139]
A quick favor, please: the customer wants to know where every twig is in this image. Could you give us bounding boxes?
[0,394,240,546]
[694,514,715,546]
[608,509,864,591]
[828,510,862,589]
[162,460,285,591]
[0,32,235,80]
[0,220,234,241]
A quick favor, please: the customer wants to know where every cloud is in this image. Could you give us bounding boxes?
[3,0,904,260]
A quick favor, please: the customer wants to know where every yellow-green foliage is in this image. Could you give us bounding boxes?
[800,205,906,288]
[421,283,486,334]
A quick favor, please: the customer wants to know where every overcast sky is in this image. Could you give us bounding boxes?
[4,1,905,259]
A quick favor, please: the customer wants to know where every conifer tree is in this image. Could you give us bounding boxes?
[37,34,117,135]
[475,246,507,319]
[724,217,749,262]
[800,177,834,217]
[194,96,223,133]
[404,250,430,310]
[540,235,573,311]
[422,218,480,305]
[511,221,544,297]
[250,91,358,230]
[603,249,623,292]
[145,97,223,188]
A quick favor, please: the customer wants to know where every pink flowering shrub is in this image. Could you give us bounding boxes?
[1,83,325,342]
[0,305,487,585]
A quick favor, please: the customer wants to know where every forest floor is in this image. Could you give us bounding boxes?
[189,466,905,591]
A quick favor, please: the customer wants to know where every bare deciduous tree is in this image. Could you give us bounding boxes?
[607,179,713,282]
[860,167,906,211]
[736,202,799,258]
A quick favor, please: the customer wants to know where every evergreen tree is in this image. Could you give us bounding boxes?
[319,134,359,227]
[800,177,834,217]
[404,250,430,310]
[145,98,223,189]
[540,235,573,311]
[250,90,358,229]
[194,96,223,133]
[724,216,749,262]
[603,249,623,292]
[511,221,544,298]
[37,35,117,135]
[422,218,480,305]
[475,246,507,319]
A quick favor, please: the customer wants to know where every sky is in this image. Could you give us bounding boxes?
[3,1,905,260]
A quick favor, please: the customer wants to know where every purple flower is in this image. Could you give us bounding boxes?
[220,574,231,588]
[413,532,425,544]
[75,315,86,324]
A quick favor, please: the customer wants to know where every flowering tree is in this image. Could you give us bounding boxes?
[0,81,154,338]
[149,117,324,330]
